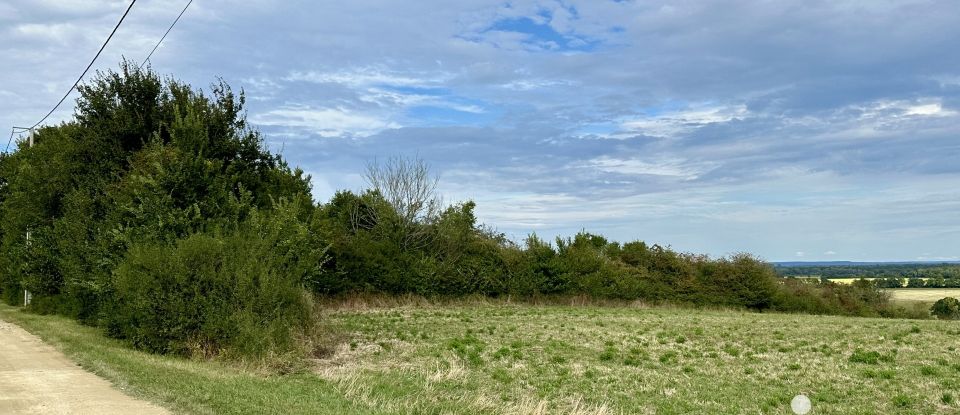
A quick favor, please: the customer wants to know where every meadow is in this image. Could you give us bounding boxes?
[888,289,960,306]
[4,300,959,414]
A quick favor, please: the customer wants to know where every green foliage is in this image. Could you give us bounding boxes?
[107,203,323,359]
[0,62,315,361]
[930,297,960,320]
[874,277,905,288]
[849,348,896,365]
[772,278,897,317]
[776,263,960,279]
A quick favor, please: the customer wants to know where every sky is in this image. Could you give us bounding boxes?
[1,0,959,262]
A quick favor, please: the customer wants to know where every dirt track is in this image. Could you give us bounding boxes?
[0,318,168,415]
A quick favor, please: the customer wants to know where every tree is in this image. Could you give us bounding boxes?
[363,156,441,250]
[930,297,960,320]
[875,277,904,289]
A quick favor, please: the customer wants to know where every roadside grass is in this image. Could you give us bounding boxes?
[0,304,370,415]
[4,300,960,414]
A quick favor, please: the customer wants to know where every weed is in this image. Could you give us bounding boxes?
[848,349,895,365]
[599,346,618,362]
[723,345,741,357]
[892,394,912,408]
[659,351,678,364]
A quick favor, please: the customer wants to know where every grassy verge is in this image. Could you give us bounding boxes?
[4,300,960,414]
[0,304,368,415]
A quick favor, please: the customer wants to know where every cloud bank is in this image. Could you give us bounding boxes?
[2,0,959,261]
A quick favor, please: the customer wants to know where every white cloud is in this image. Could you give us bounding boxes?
[855,98,957,120]
[30,0,117,13]
[904,102,955,117]
[251,106,399,138]
[582,156,711,180]
[500,78,574,91]
[13,22,87,44]
[621,104,749,138]
[359,88,485,113]
[284,67,449,89]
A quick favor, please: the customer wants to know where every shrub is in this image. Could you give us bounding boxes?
[931,297,960,320]
[107,203,325,361]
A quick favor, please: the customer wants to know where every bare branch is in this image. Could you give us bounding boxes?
[364,156,441,249]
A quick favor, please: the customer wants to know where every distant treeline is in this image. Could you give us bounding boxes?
[776,264,960,279]
[0,64,925,363]
[871,277,960,289]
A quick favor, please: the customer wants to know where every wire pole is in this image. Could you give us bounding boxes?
[5,127,30,153]
[23,128,34,306]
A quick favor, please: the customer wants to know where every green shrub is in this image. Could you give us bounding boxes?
[107,203,325,361]
[931,297,960,320]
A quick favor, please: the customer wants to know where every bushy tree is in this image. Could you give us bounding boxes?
[875,277,904,289]
[931,297,960,320]
[108,201,324,358]
[0,62,316,360]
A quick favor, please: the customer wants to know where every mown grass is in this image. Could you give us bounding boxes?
[4,301,960,414]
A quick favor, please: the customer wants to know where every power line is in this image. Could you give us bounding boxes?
[4,128,15,153]
[5,127,31,153]
[25,0,138,131]
[140,0,193,68]
[9,0,194,154]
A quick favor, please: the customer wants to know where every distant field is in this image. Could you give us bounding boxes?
[827,277,926,285]
[888,289,960,305]
[828,277,882,284]
[3,302,960,414]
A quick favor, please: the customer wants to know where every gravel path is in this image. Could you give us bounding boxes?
[0,318,168,415]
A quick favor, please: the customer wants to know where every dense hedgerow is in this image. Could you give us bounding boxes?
[108,202,324,359]
[0,62,317,361]
[0,63,922,362]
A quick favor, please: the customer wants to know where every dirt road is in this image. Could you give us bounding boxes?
[0,318,168,415]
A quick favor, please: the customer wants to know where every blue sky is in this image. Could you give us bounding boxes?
[1,0,959,261]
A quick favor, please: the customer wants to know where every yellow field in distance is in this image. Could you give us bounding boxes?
[825,277,923,285]
[886,288,960,303]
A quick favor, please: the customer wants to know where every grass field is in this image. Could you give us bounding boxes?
[797,279,959,307]
[888,289,960,306]
[3,302,960,414]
